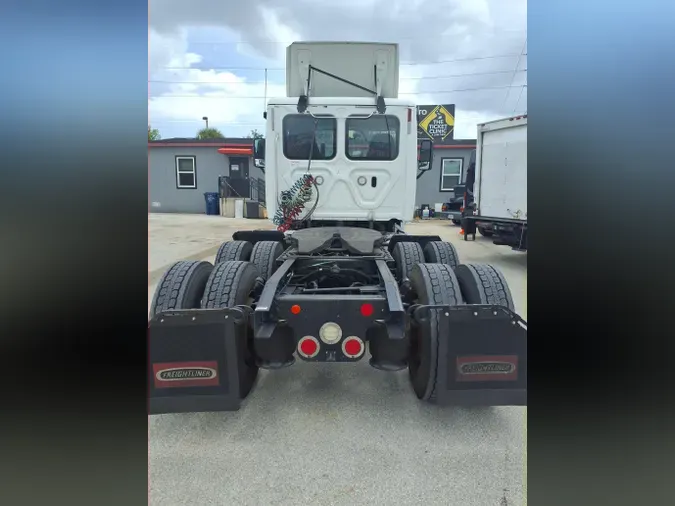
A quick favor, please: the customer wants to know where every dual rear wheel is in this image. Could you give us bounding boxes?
[392,240,515,403]
[149,238,284,318]
[213,239,283,281]
[391,240,460,282]
[149,240,284,401]
[149,238,516,405]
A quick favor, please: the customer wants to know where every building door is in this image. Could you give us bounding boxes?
[228,157,250,198]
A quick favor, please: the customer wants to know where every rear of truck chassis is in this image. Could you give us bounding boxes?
[148,227,527,414]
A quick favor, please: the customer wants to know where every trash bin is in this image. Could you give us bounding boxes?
[204,192,220,216]
[245,200,260,219]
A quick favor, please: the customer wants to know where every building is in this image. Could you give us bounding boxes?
[149,130,476,215]
[148,138,263,213]
[413,104,476,208]
[414,138,477,208]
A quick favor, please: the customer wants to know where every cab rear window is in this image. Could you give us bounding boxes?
[283,115,337,160]
[346,115,400,161]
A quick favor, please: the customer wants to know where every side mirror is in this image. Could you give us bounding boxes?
[418,139,433,170]
[253,138,265,170]
[254,138,265,159]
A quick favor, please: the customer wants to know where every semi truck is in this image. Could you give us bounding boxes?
[462,115,527,251]
[147,42,527,414]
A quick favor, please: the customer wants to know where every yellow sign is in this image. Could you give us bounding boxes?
[418,105,455,141]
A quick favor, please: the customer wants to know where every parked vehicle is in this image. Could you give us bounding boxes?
[462,115,527,251]
[147,42,527,414]
[445,184,465,225]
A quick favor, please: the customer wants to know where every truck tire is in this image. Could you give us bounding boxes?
[408,263,465,403]
[452,219,460,225]
[250,241,284,281]
[200,261,260,399]
[392,241,425,283]
[149,260,213,319]
[423,241,460,270]
[478,227,493,237]
[214,240,253,264]
[201,261,260,309]
[454,263,515,311]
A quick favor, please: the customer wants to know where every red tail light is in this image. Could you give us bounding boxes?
[298,336,320,358]
[360,303,374,317]
[342,337,365,358]
[407,108,412,123]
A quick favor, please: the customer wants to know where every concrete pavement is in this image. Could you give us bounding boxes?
[148,215,527,506]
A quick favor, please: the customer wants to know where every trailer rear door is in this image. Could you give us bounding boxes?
[475,117,527,220]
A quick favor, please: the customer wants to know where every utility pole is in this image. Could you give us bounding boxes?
[202,116,209,129]
[263,68,268,115]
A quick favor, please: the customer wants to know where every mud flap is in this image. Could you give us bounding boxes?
[148,307,250,414]
[413,304,527,406]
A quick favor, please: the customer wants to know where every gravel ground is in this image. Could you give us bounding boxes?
[149,214,527,506]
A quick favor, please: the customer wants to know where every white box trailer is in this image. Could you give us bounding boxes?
[463,115,527,250]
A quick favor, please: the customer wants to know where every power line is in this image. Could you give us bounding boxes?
[156,52,528,72]
[148,69,526,85]
[184,30,527,45]
[513,80,527,115]
[376,68,524,80]
[148,83,527,100]
[403,53,525,66]
[150,120,266,125]
[501,38,527,114]
[160,66,285,72]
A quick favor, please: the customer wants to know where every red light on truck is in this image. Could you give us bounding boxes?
[290,304,301,315]
[360,303,374,317]
[407,108,412,123]
[298,336,320,358]
[300,339,317,355]
[342,337,365,358]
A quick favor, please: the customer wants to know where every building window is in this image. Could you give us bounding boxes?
[176,156,196,189]
[440,158,463,191]
[346,115,400,160]
[283,114,337,160]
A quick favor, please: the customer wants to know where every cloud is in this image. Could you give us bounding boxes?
[148,0,526,138]
[149,29,201,75]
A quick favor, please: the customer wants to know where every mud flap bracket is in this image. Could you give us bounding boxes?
[148,308,250,414]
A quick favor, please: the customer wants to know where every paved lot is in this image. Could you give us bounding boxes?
[149,214,527,506]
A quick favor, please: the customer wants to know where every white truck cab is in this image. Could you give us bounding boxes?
[254,42,432,230]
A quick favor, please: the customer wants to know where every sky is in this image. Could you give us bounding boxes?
[148,0,527,140]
